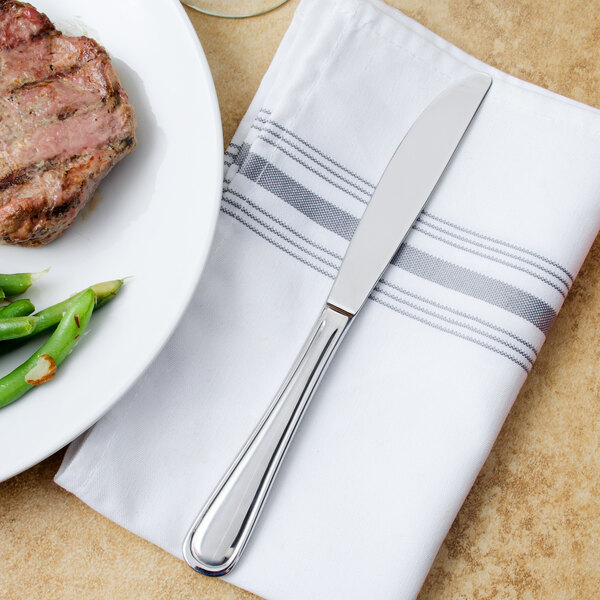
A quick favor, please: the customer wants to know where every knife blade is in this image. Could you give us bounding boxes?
[329,72,492,315]
[183,73,492,578]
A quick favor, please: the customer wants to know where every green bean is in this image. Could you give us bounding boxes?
[0,317,38,341]
[0,269,48,297]
[0,279,123,351]
[0,299,35,318]
[34,279,124,335]
[0,289,94,409]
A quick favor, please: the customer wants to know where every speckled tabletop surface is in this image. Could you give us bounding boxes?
[1,1,600,598]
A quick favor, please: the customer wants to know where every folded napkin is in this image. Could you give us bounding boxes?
[56,0,600,598]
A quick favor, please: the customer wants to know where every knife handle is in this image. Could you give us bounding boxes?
[183,304,352,577]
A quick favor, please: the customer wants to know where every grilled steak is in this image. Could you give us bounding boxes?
[0,0,136,246]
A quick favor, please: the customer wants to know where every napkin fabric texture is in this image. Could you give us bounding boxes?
[56,0,600,598]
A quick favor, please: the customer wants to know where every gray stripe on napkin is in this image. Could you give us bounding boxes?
[252,129,370,204]
[226,188,344,261]
[257,109,375,189]
[236,148,556,334]
[412,224,567,298]
[370,289,530,373]
[234,141,251,167]
[239,150,359,239]
[221,206,336,279]
[422,210,574,282]
[391,246,556,335]
[416,216,570,291]
[379,276,538,355]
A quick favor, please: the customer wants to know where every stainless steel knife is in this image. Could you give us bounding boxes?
[183,73,492,577]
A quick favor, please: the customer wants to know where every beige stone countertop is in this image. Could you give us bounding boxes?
[1,1,600,598]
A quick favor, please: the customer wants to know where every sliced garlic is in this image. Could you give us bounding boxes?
[25,354,57,386]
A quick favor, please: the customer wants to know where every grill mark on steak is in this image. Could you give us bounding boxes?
[0,149,119,244]
[111,136,135,152]
[0,53,122,143]
[56,108,77,120]
[0,155,77,193]
[0,166,31,192]
[0,34,101,93]
[11,62,89,92]
[0,1,136,246]
[0,128,135,194]
[0,94,132,179]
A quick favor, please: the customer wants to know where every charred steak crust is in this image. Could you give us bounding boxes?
[0,1,137,246]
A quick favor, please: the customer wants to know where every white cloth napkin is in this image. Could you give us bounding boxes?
[56,0,600,598]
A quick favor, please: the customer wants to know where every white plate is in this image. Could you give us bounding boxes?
[0,0,222,481]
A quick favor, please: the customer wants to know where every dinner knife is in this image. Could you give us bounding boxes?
[183,72,492,577]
